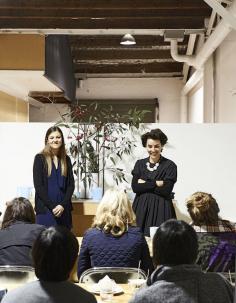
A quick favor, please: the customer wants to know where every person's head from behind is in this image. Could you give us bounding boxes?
[32,226,79,282]
[186,192,220,225]
[1,197,35,229]
[92,188,136,237]
[153,219,198,267]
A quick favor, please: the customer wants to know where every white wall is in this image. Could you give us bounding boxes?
[203,56,215,123]
[130,124,236,222]
[29,78,182,123]
[215,30,236,122]
[76,78,183,123]
[0,123,235,224]
[0,123,51,214]
[185,30,236,123]
[188,85,204,123]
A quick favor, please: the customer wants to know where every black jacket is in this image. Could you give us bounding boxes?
[0,221,45,266]
[33,153,75,214]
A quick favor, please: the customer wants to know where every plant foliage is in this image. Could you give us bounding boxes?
[56,102,150,194]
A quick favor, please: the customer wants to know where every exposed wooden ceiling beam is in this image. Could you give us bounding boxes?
[0,0,211,9]
[69,35,189,48]
[74,62,183,74]
[0,8,211,18]
[75,72,183,78]
[0,17,206,29]
[72,49,187,60]
[29,91,70,103]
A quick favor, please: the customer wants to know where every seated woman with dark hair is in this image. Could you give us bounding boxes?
[186,192,236,272]
[0,197,45,266]
[77,189,153,278]
[2,226,96,303]
[129,219,234,303]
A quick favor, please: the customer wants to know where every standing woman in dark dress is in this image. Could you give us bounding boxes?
[132,128,177,236]
[33,126,74,229]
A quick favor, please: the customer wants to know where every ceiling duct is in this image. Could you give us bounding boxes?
[164,30,185,42]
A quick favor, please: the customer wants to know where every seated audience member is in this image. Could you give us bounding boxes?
[0,197,45,266]
[77,188,153,278]
[186,192,236,272]
[129,219,234,303]
[2,226,96,303]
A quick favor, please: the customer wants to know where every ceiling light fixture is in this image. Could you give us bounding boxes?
[120,33,136,45]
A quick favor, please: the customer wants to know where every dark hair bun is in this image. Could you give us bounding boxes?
[141,128,168,147]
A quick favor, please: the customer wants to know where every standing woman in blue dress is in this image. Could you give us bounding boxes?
[132,128,177,237]
[33,126,74,229]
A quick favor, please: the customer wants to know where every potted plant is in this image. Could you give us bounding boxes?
[56,102,149,199]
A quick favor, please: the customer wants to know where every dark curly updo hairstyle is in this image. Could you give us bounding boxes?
[141,128,168,147]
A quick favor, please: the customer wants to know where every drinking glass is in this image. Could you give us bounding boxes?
[100,288,113,302]
[128,278,146,293]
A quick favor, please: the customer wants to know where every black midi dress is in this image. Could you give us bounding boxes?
[132,156,177,236]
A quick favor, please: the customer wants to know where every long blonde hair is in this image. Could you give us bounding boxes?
[92,189,136,237]
[186,192,220,225]
[41,126,67,177]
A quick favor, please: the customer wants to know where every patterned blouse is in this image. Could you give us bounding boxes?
[191,219,236,272]
[191,219,236,232]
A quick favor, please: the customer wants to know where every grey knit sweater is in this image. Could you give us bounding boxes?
[129,264,234,303]
[2,280,97,303]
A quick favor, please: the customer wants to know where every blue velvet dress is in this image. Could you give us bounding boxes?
[36,161,72,229]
